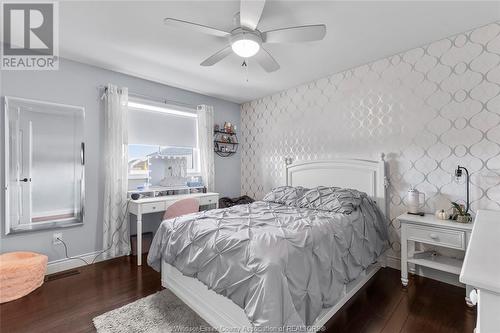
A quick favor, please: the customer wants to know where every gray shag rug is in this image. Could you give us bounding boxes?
[93,289,211,332]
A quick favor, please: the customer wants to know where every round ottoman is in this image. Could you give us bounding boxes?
[0,252,48,303]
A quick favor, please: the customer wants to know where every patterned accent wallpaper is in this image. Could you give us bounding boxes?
[241,22,500,255]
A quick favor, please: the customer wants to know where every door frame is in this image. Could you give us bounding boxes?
[3,96,86,234]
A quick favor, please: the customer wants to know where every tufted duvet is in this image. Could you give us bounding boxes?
[147,197,388,329]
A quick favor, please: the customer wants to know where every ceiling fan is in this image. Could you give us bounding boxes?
[163,0,327,72]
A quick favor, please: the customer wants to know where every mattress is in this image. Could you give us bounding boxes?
[147,197,389,329]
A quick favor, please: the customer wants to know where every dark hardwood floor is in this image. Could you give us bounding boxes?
[0,255,475,333]
[324,267,476,333]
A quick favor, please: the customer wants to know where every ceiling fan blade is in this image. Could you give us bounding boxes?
[262,24,326,43]
[240,0,266,30]
[164,18,230,38]
[200,46,233,66]
[254,48,280,72]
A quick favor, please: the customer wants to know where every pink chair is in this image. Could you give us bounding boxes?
[163,198,200,220]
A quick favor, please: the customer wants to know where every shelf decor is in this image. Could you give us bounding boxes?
[214,122,238,157]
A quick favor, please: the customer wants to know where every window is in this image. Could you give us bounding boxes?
[127,98,199,190]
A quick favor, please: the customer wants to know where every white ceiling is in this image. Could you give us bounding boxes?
[58,1,500,103]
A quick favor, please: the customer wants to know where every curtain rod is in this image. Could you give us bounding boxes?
[99,85,198,109]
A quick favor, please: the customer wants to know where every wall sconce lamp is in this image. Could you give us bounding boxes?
[455,165,470,214]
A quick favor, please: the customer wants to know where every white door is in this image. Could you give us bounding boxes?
[4,97,85,233]
[19,117,33,225]
[7,106,32,226]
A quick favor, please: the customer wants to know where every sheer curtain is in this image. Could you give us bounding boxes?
[197,105,215,192]
[103,84,130,258]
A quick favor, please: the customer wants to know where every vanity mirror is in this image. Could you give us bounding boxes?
[3,97,85,234]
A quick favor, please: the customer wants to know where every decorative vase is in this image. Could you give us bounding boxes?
[407,187,425,214]
[456,215,471,223]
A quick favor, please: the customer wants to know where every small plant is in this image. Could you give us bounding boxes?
[451,201,471,223]
[451,202,467,216]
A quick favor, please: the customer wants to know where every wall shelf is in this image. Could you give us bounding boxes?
[214,127,238,157]
[214,141,239,145]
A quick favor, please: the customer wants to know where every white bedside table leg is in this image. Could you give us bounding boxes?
[465,284,475,307]
[401,223,409,287]
[408,237,416,274]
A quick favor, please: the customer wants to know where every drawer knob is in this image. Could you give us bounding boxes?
[152,206,156,209]
[429,233,438,239]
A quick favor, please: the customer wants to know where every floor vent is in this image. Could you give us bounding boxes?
[45,269,80,282]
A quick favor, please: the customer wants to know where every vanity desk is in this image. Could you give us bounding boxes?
[129,192,219,265]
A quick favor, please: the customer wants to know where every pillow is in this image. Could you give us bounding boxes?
[297,186,367,214]
[262,186,308,206]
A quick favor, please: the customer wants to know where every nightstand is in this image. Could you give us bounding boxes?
[398,213,474,306]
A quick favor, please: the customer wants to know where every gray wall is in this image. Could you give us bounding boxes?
[0,58,241,262]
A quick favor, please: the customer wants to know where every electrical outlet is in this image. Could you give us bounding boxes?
[53,232,63,245]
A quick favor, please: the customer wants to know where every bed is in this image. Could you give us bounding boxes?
[148,156,389,331]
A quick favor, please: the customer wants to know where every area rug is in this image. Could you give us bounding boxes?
[93,289,211,332]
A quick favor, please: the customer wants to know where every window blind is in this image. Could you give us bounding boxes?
[127,98,198,148]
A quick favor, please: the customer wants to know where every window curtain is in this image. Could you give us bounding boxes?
[103,84,130,258]
[197,105,215,192]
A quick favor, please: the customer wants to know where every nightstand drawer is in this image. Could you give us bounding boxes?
[199,195,218,206]
[407,225,465,250]
[142,202,166,213]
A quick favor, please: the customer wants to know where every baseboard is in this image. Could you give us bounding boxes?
[385,254,401,270]
[46,251,105,275]
[385,255,464,288]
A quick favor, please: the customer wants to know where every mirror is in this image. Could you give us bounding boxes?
[4,97,85,234]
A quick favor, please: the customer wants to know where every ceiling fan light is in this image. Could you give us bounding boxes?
[231,33,261,58]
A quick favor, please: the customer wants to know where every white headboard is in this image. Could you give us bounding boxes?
[286,155,388,216]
